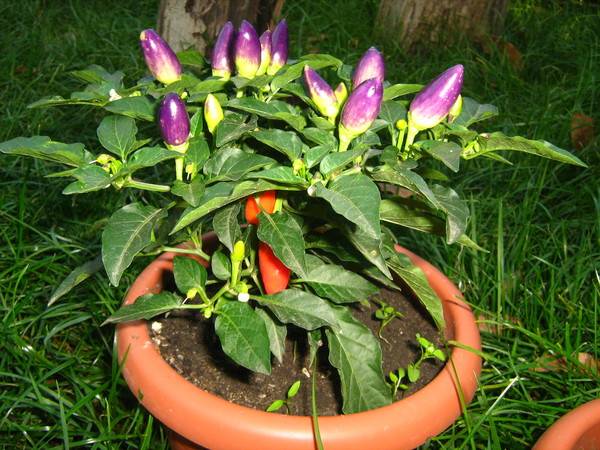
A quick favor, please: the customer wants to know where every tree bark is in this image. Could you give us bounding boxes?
[157,0,283,54]
[375,0,509,50]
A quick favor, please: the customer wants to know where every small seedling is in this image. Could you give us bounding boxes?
[373,298,403,341]
[266,380,301,414]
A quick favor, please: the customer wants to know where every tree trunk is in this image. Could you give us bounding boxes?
[157,0,284,54]
[375,0,509,50]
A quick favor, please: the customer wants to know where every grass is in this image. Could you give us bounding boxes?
[0,0,598,448]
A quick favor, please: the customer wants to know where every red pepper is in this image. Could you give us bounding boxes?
[244,190,277,225]
[258,242,290,294]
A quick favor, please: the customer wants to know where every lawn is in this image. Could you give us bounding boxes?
[0,0,598,448]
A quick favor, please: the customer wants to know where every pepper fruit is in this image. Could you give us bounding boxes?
[258,242,291,294]
[139,29,182,85]
[244,190,277,225]
[211,21,234,80]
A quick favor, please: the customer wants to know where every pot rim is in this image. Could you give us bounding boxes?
[116,234,482,450]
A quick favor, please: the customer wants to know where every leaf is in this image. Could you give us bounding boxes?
[305,144,333,169]
[472,132,587,167]
[102,203,167,286]
[225,98,305,131]
[215,113,257,147]
[325,307,392,414]
[266,399,285,412]
[383,83,423,101]
[305,264,378,304]
[27,95,105,108]
[62,165,112,195]
[173,257,207,294]
[172,179,302,232]
[213,203,242,252]
[431,185,469,244]
[104,96,155,121]
[319,147,365,176]
[314,174,381,240]
[185,136,210,168]
[418,140,461,172]
[97,115,137,159]
[380,198,443,234]
[230,74,271,90]
[0,136,93,167]
[215,300,271,374]
[48,256,103,305]
[256,308,287,363]
[257,211,308,278]
[387,253,445,330]
[189,110,203,137]
[251,129,304,161]
[372,167,440,209]
[301,128,337,147]
[454,97,498,127]
[271,54,343,92]
[211,251,231,280]
[343,226,391,279]
[70,65,123,86]
[125,146,178,172]
[247,166,308,187]
[102,292,182,325]
[176,49,206,69]
[378,101,407,124]
[187,78,228,97]
[204,147,275,182]
[171,177,206,207]
[259,289,339,330]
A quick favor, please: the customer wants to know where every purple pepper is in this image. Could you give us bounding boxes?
[139,29,182,85]
[409,64,464,130]
[159,93,190,147]
[303,66,339,120]
[268,20,288,75]
[234,20,261,79]
[211,21,235,80]
[339,79,383,150]
[256,30,272,76]
[352,47,385,89]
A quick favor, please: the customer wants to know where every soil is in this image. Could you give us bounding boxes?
[149,284,446,416]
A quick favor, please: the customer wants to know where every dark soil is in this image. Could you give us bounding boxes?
[150,286,446,416]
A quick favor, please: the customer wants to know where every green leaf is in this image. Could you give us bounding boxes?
[372,167,440,209]
[407,364,420,383]
[319,147,365,176]
[325,307,392,414]
[97,115,137,159]
[171,177,206,207]
[62,165,112,194]
[230,74,271,89]
[387,253,445,330]
[271,54,343,92]
[102,203,167,286]
[189,110,204,137]
[0,136,93,167]
[257,211,308,278]
[383,84,423,101]
[378,101,407,124]
[48,256,103,306]
[256,308,287,363]
[259,289,339,330]
[125,146,178,172]
[314,174,381,240]
[343,226,391,279]
[251,129,304,161]
[215,113,257,147]
[301,128,337,147]
[215,300,271,374]
[454,97,498,127]
[266,399,285,412]
[213,203,242,252]
[104,96,155,121]
[211,251,231,280]
[70,65,123,86]
[380,198,442,234]
[204,147,275,182]
[418,140,461,172]
[287,380,301,398]
[173,257,207,294]
[473,132,587,167]
[27,95,105,108]
[247,166,308,187]
[305,264,378,304]
[102,292,182,325]
[176,49,206,68]
[431,185,469,244]
[187,78,228,97]
[225,98,305,131]
[172,179,301,232]
[185,136,210,168]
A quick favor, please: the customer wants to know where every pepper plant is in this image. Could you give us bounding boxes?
[0,19,586,415]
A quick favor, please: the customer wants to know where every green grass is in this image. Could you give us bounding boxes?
[1,0,598,448]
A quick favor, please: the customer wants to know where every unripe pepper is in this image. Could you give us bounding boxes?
[245,190,277,225]
[303,66,339,121]
[258,242,291,294]
[204,93,224,134]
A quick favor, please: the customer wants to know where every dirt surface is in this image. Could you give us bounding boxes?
[150,287,446,416]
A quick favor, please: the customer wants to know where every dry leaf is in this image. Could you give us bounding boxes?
[476,313,522,334]
[533,352,600,374]
[570,112,595,150]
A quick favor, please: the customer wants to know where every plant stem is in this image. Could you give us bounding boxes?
[125,179,170,192]
[210,282,230,304]
[175,157,184,181]
[311,353,324,450]
[404,124,419,149]
[160,246,210,261]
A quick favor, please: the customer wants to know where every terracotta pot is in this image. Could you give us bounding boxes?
[116,234,482,450]
[534,399,600,450]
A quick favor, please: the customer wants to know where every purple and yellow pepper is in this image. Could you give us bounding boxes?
[211,21,235,80]
[352,47,385,89]
[235,20,261,79]
[338,78,383,151]
[268,20,288,75]
[139,29,182,85]
[159,93,190,148]
[303,66,339,121]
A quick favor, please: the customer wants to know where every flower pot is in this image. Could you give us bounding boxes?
[116,233,482,450]
[534,399,600,450]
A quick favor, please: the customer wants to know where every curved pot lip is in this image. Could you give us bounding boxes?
[116,236,482,450]
[533,399,600,450]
